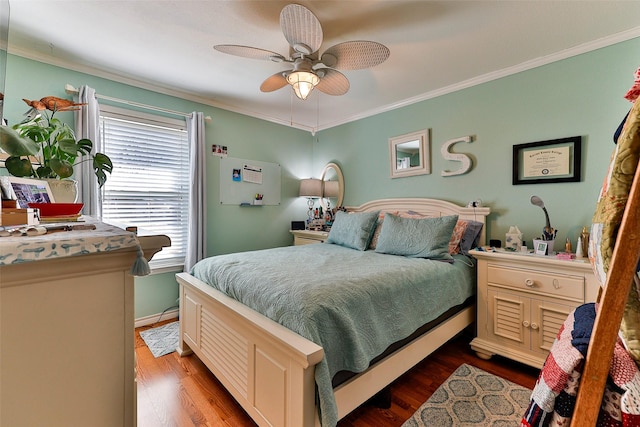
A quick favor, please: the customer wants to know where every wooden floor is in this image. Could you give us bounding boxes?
[136,320,540,427]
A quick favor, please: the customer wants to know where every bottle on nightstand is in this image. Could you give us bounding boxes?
[576,236,584,258]
[580,227,590,257]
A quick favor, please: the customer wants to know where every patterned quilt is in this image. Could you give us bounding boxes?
[191,243,476,427]
[521,303,640,426]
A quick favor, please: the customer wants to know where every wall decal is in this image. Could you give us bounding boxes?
[441,136,473,176]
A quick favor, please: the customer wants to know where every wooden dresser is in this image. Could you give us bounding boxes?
[469,249,599,368]
[0,222,170,427]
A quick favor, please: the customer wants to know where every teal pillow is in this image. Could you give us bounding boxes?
[327,210,379,251]
[375,213,459,260]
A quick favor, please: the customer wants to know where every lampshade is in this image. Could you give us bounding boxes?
[287,70,319,100]
[299,178,323,198]
[323,180,339,198]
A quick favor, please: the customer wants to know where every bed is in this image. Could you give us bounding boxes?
[175,197,490,427]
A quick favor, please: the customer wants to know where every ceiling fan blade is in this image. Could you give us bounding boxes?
[280,4,323,55]
[260,72,288,92]
[214,44,286,62]
[315,69,349,96]
[321,41,390,70]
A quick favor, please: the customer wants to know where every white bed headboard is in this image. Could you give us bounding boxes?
[347,197,491,245]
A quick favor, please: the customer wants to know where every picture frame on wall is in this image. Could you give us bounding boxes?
[512,136,582,185]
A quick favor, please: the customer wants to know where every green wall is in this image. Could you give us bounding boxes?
[4,55,310,319]
[314,37,640,249]
[3,36,639,318]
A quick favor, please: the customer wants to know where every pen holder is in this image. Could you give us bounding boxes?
[533,239,555,255]
[253,199,262,205]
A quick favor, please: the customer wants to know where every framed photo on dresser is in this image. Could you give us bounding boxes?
[7,176,55,208]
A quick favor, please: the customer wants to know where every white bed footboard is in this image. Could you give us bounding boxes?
[176,272,324,427]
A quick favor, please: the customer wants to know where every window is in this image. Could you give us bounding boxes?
[99,106,189,269]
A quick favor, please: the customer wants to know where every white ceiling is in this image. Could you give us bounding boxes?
[6,1,640,133]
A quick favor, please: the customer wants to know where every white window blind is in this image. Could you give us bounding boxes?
[99,106,189,268]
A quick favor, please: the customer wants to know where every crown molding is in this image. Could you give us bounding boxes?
[315,27,640,132]
[8,26,640,135]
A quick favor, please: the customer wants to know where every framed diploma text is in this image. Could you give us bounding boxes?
[512,136,582,185]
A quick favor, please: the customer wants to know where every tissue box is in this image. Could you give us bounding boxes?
[505,226,523,251]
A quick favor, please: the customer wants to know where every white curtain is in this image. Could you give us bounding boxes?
[74,85,102,216]
[184,112,207,271]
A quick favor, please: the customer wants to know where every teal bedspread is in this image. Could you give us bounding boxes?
[190,243,476,426]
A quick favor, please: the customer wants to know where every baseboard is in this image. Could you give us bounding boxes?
[135,308,179,328]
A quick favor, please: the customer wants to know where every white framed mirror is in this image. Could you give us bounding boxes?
[319,162,344,211]
[389,129,430,178]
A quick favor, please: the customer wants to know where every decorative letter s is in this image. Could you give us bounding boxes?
[441,136,473,176]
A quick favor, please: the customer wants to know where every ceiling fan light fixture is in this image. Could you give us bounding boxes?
[286,70,319,100]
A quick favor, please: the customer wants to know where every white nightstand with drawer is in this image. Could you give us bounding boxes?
[469,249,599,368]
[290,229,329,246]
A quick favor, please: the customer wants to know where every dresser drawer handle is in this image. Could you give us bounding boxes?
[523,321,530,328]
[525,278,535,287]
[531,323,539,330]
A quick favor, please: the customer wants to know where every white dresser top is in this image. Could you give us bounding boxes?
[0,217,142,265]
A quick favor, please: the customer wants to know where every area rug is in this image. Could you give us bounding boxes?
[402,364,531,427]
[139,321,179,358]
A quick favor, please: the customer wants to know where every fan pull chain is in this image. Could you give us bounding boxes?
[290,89,294,127]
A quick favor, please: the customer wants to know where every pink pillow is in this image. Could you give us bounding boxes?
[449,220,468,255]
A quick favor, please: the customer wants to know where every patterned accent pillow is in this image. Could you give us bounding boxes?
[589,95,640,363]
[398,210,426,219]
[449,220,468,255]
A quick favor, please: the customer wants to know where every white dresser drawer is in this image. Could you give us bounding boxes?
[290,230,329,246]
[295,236,324,245]
[487,264,584,301]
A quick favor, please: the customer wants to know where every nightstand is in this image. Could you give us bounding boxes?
[290,229,329,246]
[469,249,600,368]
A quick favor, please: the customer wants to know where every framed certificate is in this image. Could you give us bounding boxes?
[512,136,581,185]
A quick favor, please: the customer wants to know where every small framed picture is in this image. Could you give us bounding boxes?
[7,177,56,208]
[535,241,548,256]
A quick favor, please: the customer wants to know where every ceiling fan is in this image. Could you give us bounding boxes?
[214,3,390,100]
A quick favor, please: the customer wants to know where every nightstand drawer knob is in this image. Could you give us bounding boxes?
[525,278,535,287]
[531,323,539,330]
[523,321,530,328]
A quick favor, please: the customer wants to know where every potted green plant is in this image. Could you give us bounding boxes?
[0,104,112,199]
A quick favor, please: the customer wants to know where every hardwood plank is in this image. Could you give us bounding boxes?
[136,322,538,427]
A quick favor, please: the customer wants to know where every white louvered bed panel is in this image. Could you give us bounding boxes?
[200,307,250,399]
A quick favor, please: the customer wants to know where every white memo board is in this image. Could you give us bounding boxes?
[219,157,281,205]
